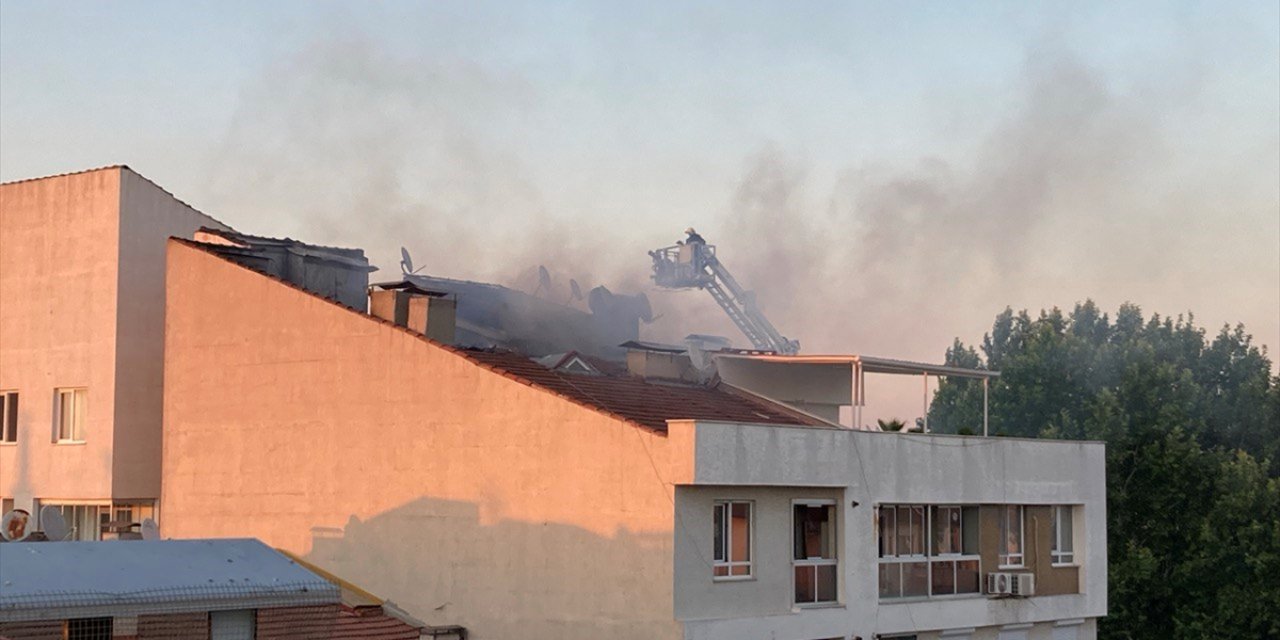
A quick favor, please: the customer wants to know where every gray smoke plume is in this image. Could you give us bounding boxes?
[199,35,1279,417]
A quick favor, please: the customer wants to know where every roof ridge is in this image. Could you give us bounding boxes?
[2,165,236,233]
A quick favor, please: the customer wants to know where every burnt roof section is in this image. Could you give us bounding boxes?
[175,238,829,434]
[462,348,829,431]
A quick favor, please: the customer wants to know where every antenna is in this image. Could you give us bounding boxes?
[140,517,160,541]
[1,509,31,542]
[38,506,69,541]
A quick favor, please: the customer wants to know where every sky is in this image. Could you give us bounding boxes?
[2,1,1278,421]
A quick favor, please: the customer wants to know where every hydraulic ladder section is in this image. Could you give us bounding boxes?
[649,236,800,354]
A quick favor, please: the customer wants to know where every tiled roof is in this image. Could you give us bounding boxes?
[331,607,424,640]
[461,348,829,431]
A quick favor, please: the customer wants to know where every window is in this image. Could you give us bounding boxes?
[999,506,1024,567]
[54,388,87,442]
[713,501,752,578]
[0,391,17,443]
[878,505,980,599]
[210,610,255,639]
[40,503,106,541]
[65,617,112,640]
[1051,506,1075,565]
[793,500,837,605]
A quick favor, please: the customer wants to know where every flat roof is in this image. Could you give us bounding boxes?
[714,352,1000,379]
[0,539,338,621]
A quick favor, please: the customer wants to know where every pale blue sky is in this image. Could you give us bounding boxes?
[2,1,1278,392]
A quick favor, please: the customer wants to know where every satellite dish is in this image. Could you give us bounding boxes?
[400,247,414,276]
[635,292,653,323]
[587,285,612,315]
[569,279,583,303]
[534,266,552,297]
[140,518,160,541]
[1,509,31,542]
[38,506,69,541]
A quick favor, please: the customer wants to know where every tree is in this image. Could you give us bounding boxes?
[930,301,1280,639]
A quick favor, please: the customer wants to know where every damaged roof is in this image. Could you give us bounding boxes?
[175,238,832,433]
[462,348,830,431]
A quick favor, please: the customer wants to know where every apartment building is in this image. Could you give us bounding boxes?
[160,238,1106,640]
[0,167,230,539]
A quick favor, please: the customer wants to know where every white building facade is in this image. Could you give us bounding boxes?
[668,420,1106,640]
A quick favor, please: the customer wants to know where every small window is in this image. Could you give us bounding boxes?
[713,501,752,578]
[65,617,112,640]
[999,505,1024,568]
[210,609,256,639]
[1,391,17,443]
[1051,505,1075,565]
[54,388,87,443]
[793,501,837,605]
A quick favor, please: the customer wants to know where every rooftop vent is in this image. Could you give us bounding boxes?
[369,281,457,344]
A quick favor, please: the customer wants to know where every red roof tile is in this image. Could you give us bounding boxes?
[331,606,423,640]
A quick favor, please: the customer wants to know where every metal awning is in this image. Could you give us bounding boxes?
[714,352,999,435]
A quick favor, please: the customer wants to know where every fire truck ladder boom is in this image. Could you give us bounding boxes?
[648,238,800,355]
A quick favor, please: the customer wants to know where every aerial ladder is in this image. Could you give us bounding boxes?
[648,231,800,355]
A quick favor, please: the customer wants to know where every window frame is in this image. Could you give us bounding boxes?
[877,504,981,601]
[1050,505,1076,566]
[712,499,754,580]
[792,498,839,607]
[998,505,1025,569]
[54,387,87,444]
[0,390,17,444]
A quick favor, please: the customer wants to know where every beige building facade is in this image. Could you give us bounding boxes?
[161,240,1106,640]
[0,167,227,539]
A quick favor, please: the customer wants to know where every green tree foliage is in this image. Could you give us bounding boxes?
[930,301,1280,639]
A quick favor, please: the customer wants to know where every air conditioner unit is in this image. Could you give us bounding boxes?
[987,572,1035,597]
[1011,573,1035,596]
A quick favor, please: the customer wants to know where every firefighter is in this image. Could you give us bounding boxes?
[684,227,706,245]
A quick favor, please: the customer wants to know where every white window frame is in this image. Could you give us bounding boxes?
[998,505,1025,568]
[0,390,17,444]
[792,498,838,607]
[712,500,753,580]
[54,388,87,444]
[878,504,981,600]
[1051,505,1076,566]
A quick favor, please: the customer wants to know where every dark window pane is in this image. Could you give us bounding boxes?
[816,564,837,602]
[931,560,956,595]
[956,560,981,594]
[896,506,911,556]
[795,565,816,603]
[731,503,750,562]
[713,504,725,562]
[903,561,929,597]
[794,504,836,560]
[961,507,980,555]
[67,617,112,640]
[879,562,901,599]
[879,507,895,557]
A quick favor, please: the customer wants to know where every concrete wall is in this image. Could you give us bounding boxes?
[111,170,227,501]
[673,485,844,622]
[0,167,225,513]
[0,168,121,506]
[668,421,1106,640]
[160,241,680,640]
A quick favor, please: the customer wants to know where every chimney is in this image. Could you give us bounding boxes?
[369,284,456,344]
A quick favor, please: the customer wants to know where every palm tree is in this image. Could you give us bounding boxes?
[877,418,906,432]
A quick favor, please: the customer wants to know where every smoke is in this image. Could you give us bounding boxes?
[200,35,1279,413]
